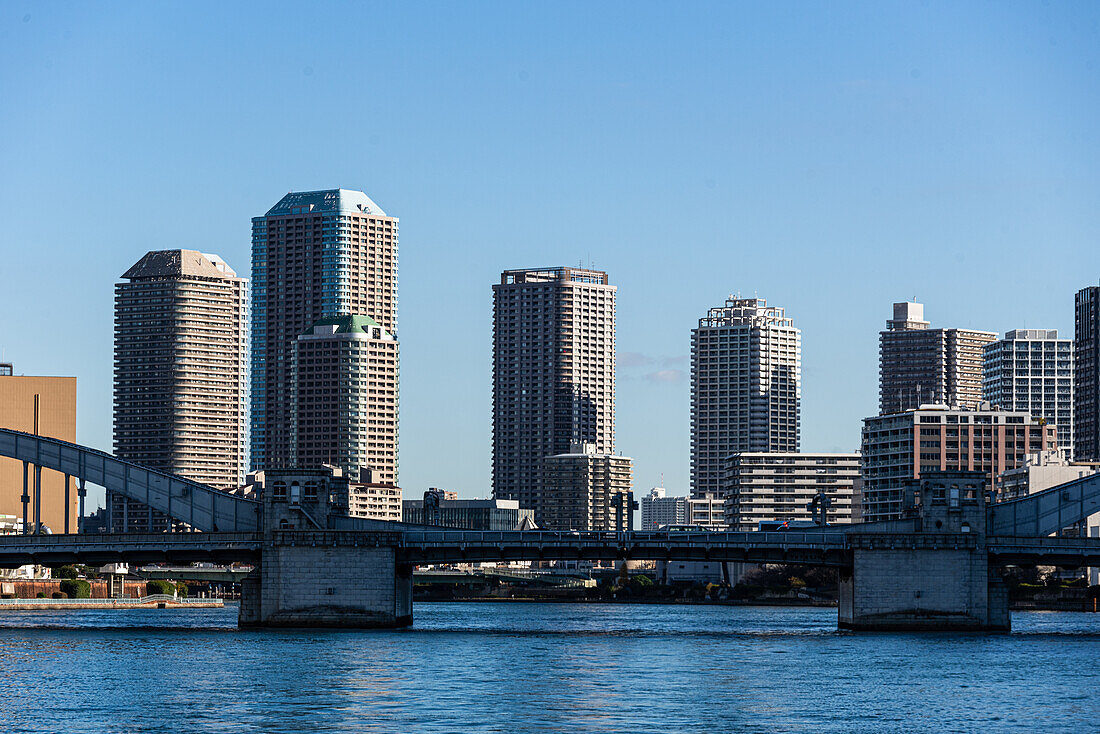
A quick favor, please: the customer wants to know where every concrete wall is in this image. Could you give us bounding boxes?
[249,540,412,628]
[839,547,1008,631]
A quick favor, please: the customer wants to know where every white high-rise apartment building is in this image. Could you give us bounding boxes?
[492,267,617,528]
[983,329,1074,458]
[690,297,800,497]
[640,487,687,530]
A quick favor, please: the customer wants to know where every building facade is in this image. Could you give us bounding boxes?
[639,487,687,530]
[860,405,1057,523]
[997,450,1099,502]
[251,189,398,471]
[253,467,401,523]
[539,443,632,532]
[291,315,398,484]
[1076,284,1100,462]
[722,452,859,532]
[690,297,801,497]
[492,267,617,517]
[112,250,247,532]
[0,368,77,533]
[983,329,1074,457]
[879,302,996,414]
[403,496,536,531]
[686,492,728,529]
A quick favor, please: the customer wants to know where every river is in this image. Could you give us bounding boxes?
[0,603,1097,732]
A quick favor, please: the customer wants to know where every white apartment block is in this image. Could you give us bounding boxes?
[640,487,687,530]
[722,452,859,532]
[983,329,1074,458]
[687,492,728,529]
[690,297,801,497]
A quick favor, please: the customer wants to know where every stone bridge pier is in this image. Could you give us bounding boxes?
[238,471,413,628]
[838,473,1009,632]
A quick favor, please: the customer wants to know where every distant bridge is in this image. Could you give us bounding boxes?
[4,430,1100,631]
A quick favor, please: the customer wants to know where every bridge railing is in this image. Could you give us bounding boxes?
[399,528,850,548]
[0,428,260,533]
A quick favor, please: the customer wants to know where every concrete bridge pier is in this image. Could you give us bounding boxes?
[239,478,415,628]
[838,546,1008,631]
[839,472,1010,632]
[239,533,412,628]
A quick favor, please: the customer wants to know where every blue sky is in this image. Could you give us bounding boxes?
[2,2,1099,509]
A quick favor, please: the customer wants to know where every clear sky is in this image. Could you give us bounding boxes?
[2,2,1099,510]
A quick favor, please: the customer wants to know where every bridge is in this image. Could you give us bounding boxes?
[3,427,1100,631]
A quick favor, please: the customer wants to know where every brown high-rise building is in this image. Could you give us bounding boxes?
[251,189,398,471]
[292,315,399,484]
[111,250,248,532]
[492,267,616,526]
[0,367,77,533]
[879,302,996,414]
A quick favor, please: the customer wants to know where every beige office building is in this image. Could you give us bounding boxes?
[292,315,399,484]
[722,452,859,531]
[112,250,248,532]
[0,368,77,533]
[539,443,632,532]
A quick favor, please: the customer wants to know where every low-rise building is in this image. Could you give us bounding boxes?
[722,452,859,532]
[861,404,1056,523]
[640,487,687,530]
[997,450,1099,501]
[687,492,727,529]
[252,466,401,523]
[403,495,536,531]
[0,366,78,533]
[539,443,634,532]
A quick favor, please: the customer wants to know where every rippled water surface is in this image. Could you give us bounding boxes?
[1,603,1098,733]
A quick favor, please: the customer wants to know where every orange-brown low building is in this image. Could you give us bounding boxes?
[0,365,78,532]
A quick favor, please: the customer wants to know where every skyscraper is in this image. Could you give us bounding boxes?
[112,250,248,532]
[251,189,398,472]
[690,297,801,498]
[292,315,398,483]
[492,267,616,524]
[983,329,1074,458]
[1076,284,1100,461]
[879,302,996,414]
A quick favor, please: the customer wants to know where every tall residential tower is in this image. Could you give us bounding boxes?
[250,189,398,476]
[879,302,996,414]
[1076,284,1100,462]
[983,329,1074,457]
[690,297,801,497]
[492,267,617,526]
[112,250,248,532]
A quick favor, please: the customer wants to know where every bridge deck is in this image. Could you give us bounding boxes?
[0,533,262,567]
[3,530,1100,571]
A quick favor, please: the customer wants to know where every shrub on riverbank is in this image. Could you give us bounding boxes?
[59,579,91,598]
[146,580,175,596]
